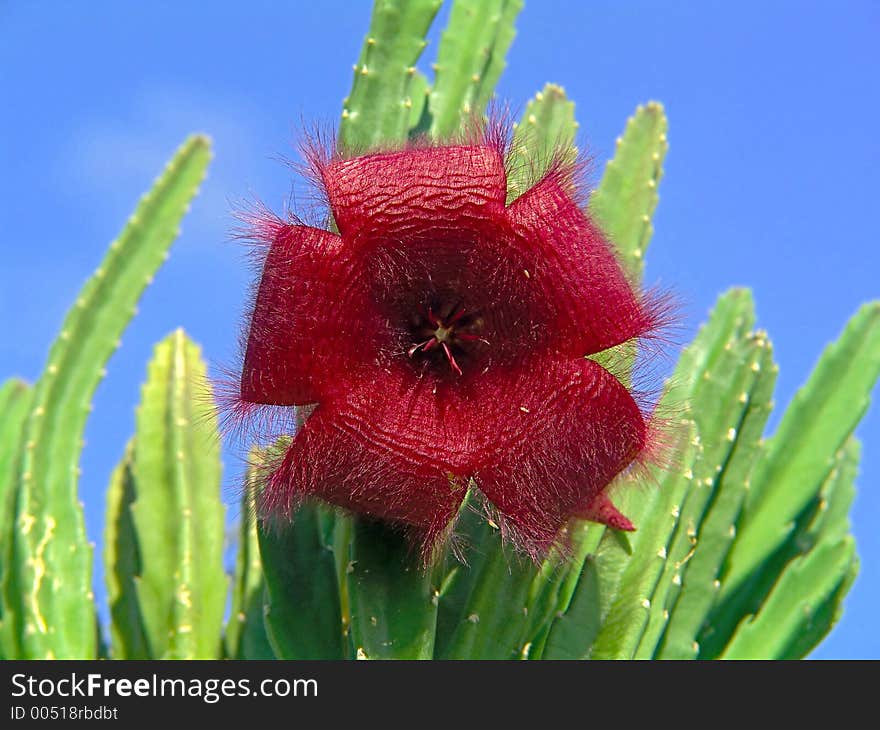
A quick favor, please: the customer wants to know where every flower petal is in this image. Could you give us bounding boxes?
[576,491,635,532]
[470,356,646,558]
[260,396,469,558]
[322,144,507,244]
[257,354,644,559]
[504,170,656,357]
[241,224,383,405]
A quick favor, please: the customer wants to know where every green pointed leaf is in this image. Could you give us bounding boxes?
[345,519,438,659]
[340,0,441,151]
[506,83,577,203]
[103,443,150,659]
[0,379,31,659]
[589,102,667,282]
[434,504,494,657]
[720,302,880,601]
[588,102,668,385]
[429,0,523,139]
[12,135,211,659]
[127,330,225,659]
[225,453,274,660]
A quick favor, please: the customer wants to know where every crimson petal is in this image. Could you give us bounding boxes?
[470,356,646,558]
[258,354,646,559]
[241,224,383,405]
[259,369,473,556]
[504,170,656,358]
[321,144,507,245]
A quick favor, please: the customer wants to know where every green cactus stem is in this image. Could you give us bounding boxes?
[429,0,523,139]
[125,330,225,659]
[103,443,150,659]
[506,83,577,204]
[11,136,211,659]
[0,379,32,659]
[339,0,442,151]
[225,451,274,660]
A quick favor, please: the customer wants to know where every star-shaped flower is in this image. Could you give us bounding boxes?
[237,128,665,561]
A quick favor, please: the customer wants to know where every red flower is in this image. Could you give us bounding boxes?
[236,127,665,561]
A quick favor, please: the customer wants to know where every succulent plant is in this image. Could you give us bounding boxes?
[0,1,876,660]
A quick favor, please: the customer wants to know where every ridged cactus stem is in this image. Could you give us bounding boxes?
[506,83,577,203]
[258,500,346,660]
[0,380,31,659]
[720,302,880,600]
[429,0,523,139]
[225,452,273,659]
[345,519,438,660]
[589,102,668,283]
[127,330,225,659]
[11,136,211,659]
[655,336,777,659]
[104,444,149,658]
[339,0,441,151]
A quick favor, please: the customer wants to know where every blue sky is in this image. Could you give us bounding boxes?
[1,1,878,658]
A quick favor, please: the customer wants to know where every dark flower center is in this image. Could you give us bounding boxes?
[406,303,488,376]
